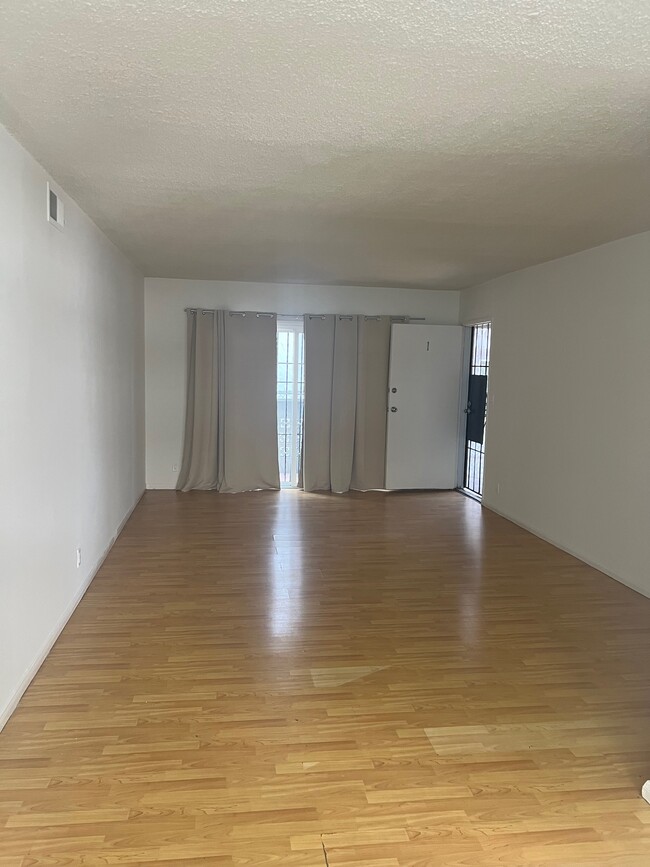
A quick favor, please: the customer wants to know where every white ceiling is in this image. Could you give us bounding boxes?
[0,0,648,290]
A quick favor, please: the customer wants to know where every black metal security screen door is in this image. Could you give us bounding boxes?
[463,322,491,497]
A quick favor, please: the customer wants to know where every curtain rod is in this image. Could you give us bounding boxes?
[184,308,425,321]
[301,314,427,321]
[184,308,274,317]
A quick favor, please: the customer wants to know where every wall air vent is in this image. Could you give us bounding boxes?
[46,182,64,229]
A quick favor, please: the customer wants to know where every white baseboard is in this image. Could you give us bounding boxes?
[0,489,145,732]
[482,499,650,600]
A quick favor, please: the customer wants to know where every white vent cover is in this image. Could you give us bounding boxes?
[46,182,64,229]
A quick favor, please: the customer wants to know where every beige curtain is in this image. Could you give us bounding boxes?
[303,314,390,493]
[177,309,280,493]
[302,314,336,492]
[221,312,280,492]
[351,316,391,490]
[330,316,358,493]
[177,309,224,491]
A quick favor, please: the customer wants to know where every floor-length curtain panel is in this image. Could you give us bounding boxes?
[330,315,358,493]
[351,316,391,490]
[176,309,224,491]
[220,312,280,493]
[302,314,359,493]
[302,314,335,492]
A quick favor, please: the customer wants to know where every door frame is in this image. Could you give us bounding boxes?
[456,327,473,489]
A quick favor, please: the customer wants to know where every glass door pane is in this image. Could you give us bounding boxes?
[277,322,305,487]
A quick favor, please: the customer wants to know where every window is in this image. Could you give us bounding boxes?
[277,319,305,487]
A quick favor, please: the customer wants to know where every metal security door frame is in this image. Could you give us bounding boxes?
[457,320,492,499]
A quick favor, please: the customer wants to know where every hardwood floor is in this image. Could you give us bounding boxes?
[2,490,650,865]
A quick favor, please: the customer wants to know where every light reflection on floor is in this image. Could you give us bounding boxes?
[459,495,484,648]
[269,490,304,639]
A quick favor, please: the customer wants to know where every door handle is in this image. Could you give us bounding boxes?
[390,406,398,413]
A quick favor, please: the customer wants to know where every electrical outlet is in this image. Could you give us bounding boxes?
[76,547,82,568]
[172,464,178,472]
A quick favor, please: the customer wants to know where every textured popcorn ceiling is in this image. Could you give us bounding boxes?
[0,0,648,289]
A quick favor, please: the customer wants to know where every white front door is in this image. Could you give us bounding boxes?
[385,324,464,490]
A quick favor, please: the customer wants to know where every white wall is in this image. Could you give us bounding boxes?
[461,232,650,596]
[0,124,145,727]
[145,278,460,488]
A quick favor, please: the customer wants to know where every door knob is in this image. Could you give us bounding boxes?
[390,406,398,412]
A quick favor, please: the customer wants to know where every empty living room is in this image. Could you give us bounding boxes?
[1,1,650,864]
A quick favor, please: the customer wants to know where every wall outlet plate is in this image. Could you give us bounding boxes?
[76,547,82,569]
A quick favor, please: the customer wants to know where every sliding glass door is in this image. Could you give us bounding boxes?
[276,320,305,487]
